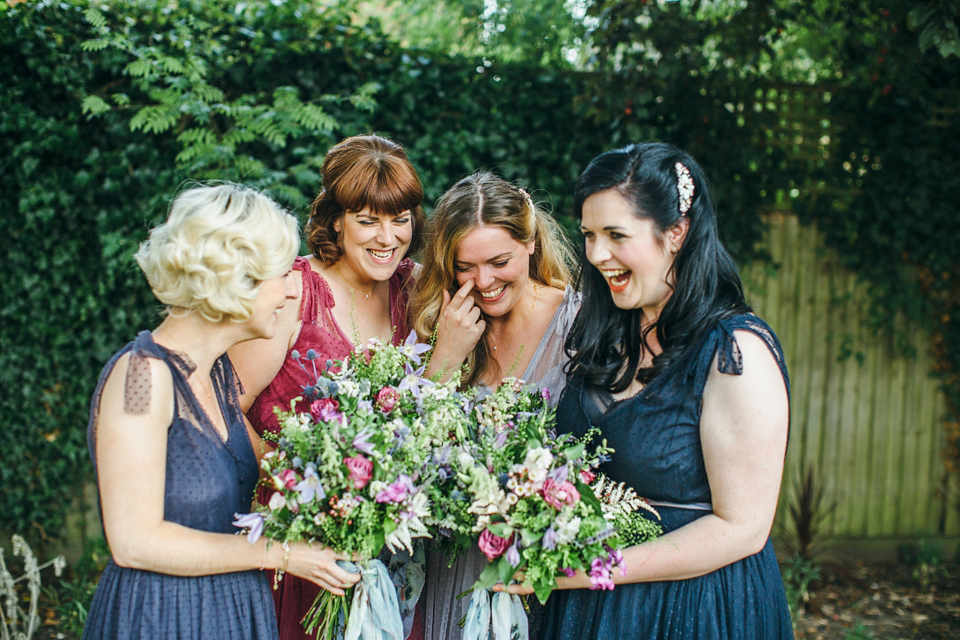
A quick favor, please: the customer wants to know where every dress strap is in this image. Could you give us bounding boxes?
[295,256,328,325]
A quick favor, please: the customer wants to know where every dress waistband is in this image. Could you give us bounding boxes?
[645,499,712,511]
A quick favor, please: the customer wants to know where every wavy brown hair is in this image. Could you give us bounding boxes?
[306,135,425,265]
[413,171,574,387]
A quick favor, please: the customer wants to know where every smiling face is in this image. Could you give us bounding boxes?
[249,268,297,338]
[337,207,413,284]
[454,225,536,317]
[580,188,687,321]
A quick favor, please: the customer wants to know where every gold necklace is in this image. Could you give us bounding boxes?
[489,283,540,352]
[332,263,374,299]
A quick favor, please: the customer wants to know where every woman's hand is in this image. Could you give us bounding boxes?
[492,569,590,595]
[283,542,361,597]
[425,280,485,381]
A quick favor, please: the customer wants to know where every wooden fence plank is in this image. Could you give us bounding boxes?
[746,214,957,542]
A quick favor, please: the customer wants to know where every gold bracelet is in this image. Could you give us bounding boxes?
[273,541,290,590]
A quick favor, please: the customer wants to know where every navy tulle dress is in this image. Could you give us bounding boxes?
[540,314,794,639]
[83,332,278,640]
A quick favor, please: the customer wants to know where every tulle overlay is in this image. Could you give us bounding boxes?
[84,561,277,640]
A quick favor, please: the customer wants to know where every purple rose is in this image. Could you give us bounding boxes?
[478,529,513,561]
[344,455,373,489]
[310,397,341,422]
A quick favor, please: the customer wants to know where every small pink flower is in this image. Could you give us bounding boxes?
[277,468,299,490]
[579,470,596,484]
[540,478,580,509]
[344,455,373,489]
[310,398,341,422]
[375,387,400,412]
[478,529,513,561]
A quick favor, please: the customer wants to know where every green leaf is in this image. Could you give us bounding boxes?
[81,95,110,118]
[533,581,553,606]
[125,59,156,78]
[81,38,110,52]
[498,556,516,586]
[486,522,511,537]
[83,7,106,28]
[473,561,500,590]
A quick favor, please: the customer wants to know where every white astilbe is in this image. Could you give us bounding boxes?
[1,535,65,640]
[592,474,660,521]
[386,492,431,553]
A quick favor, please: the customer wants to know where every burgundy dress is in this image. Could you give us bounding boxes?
[248,255,422,640]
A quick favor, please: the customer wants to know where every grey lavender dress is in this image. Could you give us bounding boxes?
[421,286,580,640]
[82,332,277,640]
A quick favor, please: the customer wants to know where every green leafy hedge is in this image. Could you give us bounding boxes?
[0,1,613,540]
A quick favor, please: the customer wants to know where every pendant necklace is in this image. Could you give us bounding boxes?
[332,264,374,299]
[490,283,540,352]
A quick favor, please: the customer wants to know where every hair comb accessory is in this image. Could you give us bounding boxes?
[674,162,694,214]
[520,188,535,214]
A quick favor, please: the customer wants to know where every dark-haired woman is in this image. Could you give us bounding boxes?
[499,143,793,638]
[230,135,426,640]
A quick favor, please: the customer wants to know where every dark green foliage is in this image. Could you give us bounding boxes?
[0,0,611,541]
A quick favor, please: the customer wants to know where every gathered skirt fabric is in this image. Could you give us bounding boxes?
[82,560,278,640]
[540,535,792,639]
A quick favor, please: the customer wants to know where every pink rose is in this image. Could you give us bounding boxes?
[375,387,400,412]
[344,455,373,489]
[310,398,341,422]
[540,479,580,510]
[579,469,596,484]
[478,529,513,561]
[277,468,299,490]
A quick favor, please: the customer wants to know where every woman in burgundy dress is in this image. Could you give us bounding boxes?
[230,135,426,640]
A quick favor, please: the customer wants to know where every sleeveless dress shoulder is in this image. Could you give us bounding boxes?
[83,331,277,640]
[422,286,581,640]
[247,256,418,640]
[540,313,794,639]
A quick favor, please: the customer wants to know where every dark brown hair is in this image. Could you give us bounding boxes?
[306,135,425,264]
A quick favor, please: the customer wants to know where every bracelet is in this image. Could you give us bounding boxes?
[273,541,290,590]
[259,542,267,571]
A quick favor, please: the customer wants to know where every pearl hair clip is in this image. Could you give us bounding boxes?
[674,162,694,214]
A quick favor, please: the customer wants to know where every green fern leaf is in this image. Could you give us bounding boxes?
[81,95,110,117]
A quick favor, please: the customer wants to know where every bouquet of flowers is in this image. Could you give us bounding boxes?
[430,378,661,638]
[234,332,463,639]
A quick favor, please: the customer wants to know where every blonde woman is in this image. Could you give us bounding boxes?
[83,184,356,640]
[412,171,579,640]
[229,135,426,640]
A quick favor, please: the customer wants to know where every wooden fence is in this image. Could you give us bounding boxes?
[745,213,960,545]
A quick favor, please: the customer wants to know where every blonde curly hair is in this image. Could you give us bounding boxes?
[135,183,299,322]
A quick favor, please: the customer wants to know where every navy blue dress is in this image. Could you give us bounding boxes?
[540,314,793,639]
[83,331,278,640]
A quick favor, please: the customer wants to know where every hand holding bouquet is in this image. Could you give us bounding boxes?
[235,332,461,639]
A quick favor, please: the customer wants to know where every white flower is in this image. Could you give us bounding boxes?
[268,492,286,511]
[554,510,582,546]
